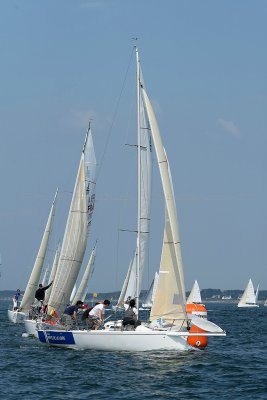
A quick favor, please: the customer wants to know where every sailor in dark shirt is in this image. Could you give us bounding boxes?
[64,300,84,329]
[35,281,53,312]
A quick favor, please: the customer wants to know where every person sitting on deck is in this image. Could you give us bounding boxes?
[122,299,141,330]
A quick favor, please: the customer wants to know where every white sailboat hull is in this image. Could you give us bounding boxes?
[24,319,38,337]
[38,328,191,351]
[38,326,226,352]
[7,309,27,324]
[237,303,259,308]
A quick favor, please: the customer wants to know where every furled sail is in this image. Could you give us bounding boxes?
[20,189,58,312]
[187,280,202,304]
[48,126,96,316]
[72,243,97,304]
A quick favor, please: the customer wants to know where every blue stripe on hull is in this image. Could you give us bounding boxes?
[38,330,75,345]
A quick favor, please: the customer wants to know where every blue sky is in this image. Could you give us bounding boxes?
[0,0,267,293]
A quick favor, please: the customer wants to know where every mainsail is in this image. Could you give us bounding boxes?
[72,243,97,304]
[48,126,96,316]
[142,272,159,308]
[20,189,58,312]
[45,246,60,303]
[117,61,152,307]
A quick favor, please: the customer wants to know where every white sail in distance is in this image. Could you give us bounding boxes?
[142,272,159,308]
[187,280,202,304]
[238,278,258,307]
[48,126,96,316]
[20,189,58,312]
[72,243,97,304]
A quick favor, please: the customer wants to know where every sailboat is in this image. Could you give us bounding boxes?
[7,189,58,323]
[186,280,207,319]
[24,124,96,336]
[72,242,96,304]
[141,272,159,309]
[237,278,259,308]
[24,245,59,336]
[46,123,96,318]
[37,47,225,351]
[187,280,202,304]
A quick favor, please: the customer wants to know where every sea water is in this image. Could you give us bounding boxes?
[0,300,266,400]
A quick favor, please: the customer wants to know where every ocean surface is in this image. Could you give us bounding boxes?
[1,300,267,400]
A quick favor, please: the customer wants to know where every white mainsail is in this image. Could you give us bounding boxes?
[69,284,77,304]
[45,246,60,303]
[238,278,259,307]
[116,256,134,307]
[72,243,97,304]
[187,280,202,304]
[117,61,152,308]
[19,189,58,312]
[255,284,259,303]
[142,272,159,308]
[41,267,49,287]
[48,126,96,316]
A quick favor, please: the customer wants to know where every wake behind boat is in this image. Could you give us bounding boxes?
[37,47,226,351]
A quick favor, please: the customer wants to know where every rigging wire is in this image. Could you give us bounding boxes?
[95,47,135,183]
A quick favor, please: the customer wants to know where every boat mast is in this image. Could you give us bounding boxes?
[135,45,141,316]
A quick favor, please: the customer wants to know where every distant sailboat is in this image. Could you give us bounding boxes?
[72,242,97,304]
[186,280,207,319]
[237,278,259,308]
[7,189,58,323]
[141,272,159,309]
[187,280,202,304]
